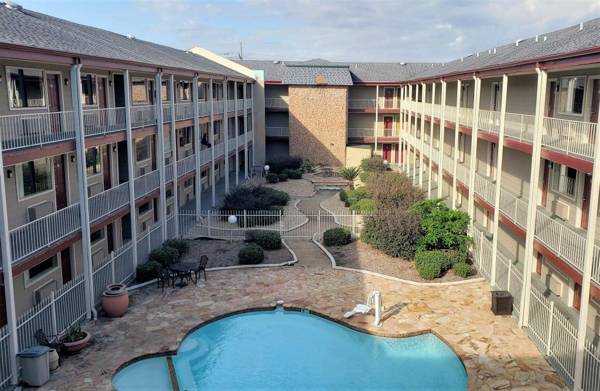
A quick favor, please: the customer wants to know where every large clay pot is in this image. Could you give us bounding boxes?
[102,284,129,317]
[63,331,91,353]
[48,348,59,371]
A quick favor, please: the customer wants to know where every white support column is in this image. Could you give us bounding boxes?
[192,76,202,217]
[519,69,547,328]
[71,64,94,318]
[400,86,405,172]
[234,81,240,186]
[573,86,600,391]
[452,80,462,210]
[209,80,216,207]
[467,76,481,230]
[374,85,379,154]
[407,85,412,178]
[428,82,436,198]
[419,83,426,188]
[223,79,230,194]
[243,82,249,178]
[123,70,138,269]
[438,80,447,199]
[154,72,168,240]
[398,85,403,169]
[0,108,18,386]
[169,75,179,238]
[251,82,255,170]
[490,75,508,287]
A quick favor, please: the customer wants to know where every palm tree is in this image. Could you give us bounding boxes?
[339,166,361,189]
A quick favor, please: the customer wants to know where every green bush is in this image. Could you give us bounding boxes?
[345,187,369,207]
[149,246,179,266]
[339,189,348,203]
[415,250,446,280]
[361,209,422,258]
[238,244,265,265]
[366,172,423,209]
[136,261,162,283]
[163,239,189,256]
[278,172,288,182]
[246,230,282,250]
[414,198,471,252]
[453,262,473,278]
[266,173,279,183]
[350,198,377,214]
[323,228,352,246]
[265,190,289,206]
[360,156,387,173]
[445,249,468,267]
[283,168,302,179]
[339,166,361,184]
[266,156,303,174]
[221,183,289,211]
[301,159,314,173]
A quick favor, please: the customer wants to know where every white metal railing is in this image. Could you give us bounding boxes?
[266,127,289,137]
[134,169,160,199]
[88,183,130,223]
[130,104,157,128]
[376,127,399,138]
[214,142,225,158]
[177,154,196,177]
[265,97,288,109]
[200,147,211,165]
[542,117,596,160]
[214,100,225,114]
[498,188,528,229]
[348,128,374,138]
[0,110,76,150]
[473,172,496,205]
[162,105,172,123]
[472,224,493,279]
[175,102,194,121]
[165,163,174,183]
[455,162,469,184]
[198,101,210,117]
[92,244,135,303]
[348,99,377,110]
[459,107,473,127]
[228,139,237,152]
[535,208,585,273]
[503,112,535,143]
[478,109,502,135]
[377,97,400,109]
[82,107,126,137]
[245,98,252,109]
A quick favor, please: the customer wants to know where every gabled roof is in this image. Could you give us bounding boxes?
[0,3,247,78]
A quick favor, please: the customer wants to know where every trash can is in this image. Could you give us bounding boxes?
[17,345,50,386]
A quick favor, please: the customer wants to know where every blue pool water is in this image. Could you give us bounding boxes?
[113,309,467,390]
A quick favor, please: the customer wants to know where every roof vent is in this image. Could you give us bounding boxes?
[579,22,584,31]
[3,1,22,10]
[273,60,280,64]
[126,34,135,40]
[535,35,539,42]
[493,47,497,54]
[515,39,523,46]
[400,62,406,66]
[543,35,547,41]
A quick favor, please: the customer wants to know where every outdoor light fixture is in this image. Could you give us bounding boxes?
[264,164,270,175]
[64,78,69,86]
[228,215,238,225]
[6,169,12,179]
[70,155,76,163]
[383,159,389,165]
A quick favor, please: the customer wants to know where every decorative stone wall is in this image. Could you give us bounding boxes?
[288,86,348,166]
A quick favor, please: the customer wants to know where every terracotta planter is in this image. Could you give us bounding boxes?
[102,284,129,317]
[62,331,91,353]
[48,348,59,371]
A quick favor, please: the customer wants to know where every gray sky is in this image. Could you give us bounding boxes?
[19,0,600,62]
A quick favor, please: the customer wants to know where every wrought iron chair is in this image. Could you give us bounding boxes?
[193,255,209,283]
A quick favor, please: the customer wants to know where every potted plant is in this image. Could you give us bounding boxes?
[102,283,129,317]
[61,325,91,353]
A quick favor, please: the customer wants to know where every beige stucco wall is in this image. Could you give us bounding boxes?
[288,86,348,166]
[346,145,372,167]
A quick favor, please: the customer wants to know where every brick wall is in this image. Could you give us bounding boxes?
[288,86,348,166]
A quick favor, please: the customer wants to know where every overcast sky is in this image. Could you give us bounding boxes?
[18,0,600,63]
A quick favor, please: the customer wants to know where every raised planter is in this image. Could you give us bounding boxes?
[102,283,129,317]
[62,331,91,353]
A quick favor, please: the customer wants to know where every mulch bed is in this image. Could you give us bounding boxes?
[182,238,293,268]
[327,240,480,283]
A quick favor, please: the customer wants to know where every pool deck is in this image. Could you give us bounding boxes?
[38,263,565,390]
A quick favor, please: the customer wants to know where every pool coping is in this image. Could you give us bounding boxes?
[111,305,468,390]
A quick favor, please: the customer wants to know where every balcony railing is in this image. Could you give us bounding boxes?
[83,107,127,137]
[165,163,174,183]
[88,182,130,223]
[348,99,376,110]
[198,101,210,117]
[174,102,194,121]
[162,105,172,123]
[130,105,157,128]
[245,98,252,108]
[227,99,236,113]
[265,97,288,109]
[177,154,196,177]
[214,142,225,158]
[266,127,289,137]
[228,138,237,152]
[200,147,211,165]
[473,172,496,205]
[0,110,76,151]
[377,97,400,109]
[214,100,225,114]
[134,169,160,199]
[542,117,596,160]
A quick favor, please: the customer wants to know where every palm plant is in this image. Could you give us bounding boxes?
[339,166,361,189]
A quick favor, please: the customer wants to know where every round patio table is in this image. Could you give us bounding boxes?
[169,262,197,287]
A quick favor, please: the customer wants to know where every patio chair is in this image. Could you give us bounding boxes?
[157,267,176,291]
[193,255,209,283]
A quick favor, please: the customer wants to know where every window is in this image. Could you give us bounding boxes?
[178,81,191,101]
[460,84,470,108]
[161,80,170,102]
[558,77,585,115]
[184,178,193,188]
[90,228,105,244]
[7,67,45,108]
[136,137,150,162]
[179,127,192,147]
[85,147,102,177]
[138,201,151,215]
[81,74,97,105]
[19,158,52,198]
[491,82,502,111]
[488,142,496,178]
[458,133,466,163]
[551,163,577,198]
[28,256,57,280]
[131,79,148,104]
[198,82,207,100]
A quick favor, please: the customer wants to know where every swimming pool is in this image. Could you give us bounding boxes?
[113,309,467,390]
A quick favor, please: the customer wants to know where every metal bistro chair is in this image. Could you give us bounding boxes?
[157,267,177,291]
[193,255,209,283]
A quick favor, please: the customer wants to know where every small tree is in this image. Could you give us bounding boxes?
[414,198,471,252]
[339,167,361,188]
[361,209,422,259]
[366,171,424,210]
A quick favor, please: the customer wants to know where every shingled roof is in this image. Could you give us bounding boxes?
[0,3,246,78]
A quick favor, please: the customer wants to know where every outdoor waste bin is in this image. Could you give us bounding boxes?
[17,345,50,386]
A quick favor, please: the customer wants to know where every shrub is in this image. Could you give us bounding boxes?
[301,159,314,173]
[339,166,361,186]
[283,168,302,179]
[266,156,303,174]
[238,244,264,265]
[350,198,377,214]
[360,156,387,173]
[415,250,446,280]
[246,230,282,250]
[414,198,471,252]
[265,190,289,206]
[221,183,289,211]
[366,172,423,209]
[149,246,179,266]
[266,173,279,183]
[278,172,288,182]
[445,249,468,267]
[345,187,369,207]
[339,189,348,203]
[453,262,473,278]
[361,209,422,258]
[323,228,352,246]
[163,239,189,256]
[136,261,162,282]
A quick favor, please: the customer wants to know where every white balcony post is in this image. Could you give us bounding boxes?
[407,85,412,178]
[223,79,230,194]
[243,82,249,178]
[438,80,447,199]
[467,76,481,230]
[490,75,508,287]
[169,75,179,238]
[192,76,202,217]
[251,83,255,169]
[234,81,240,186]
[419,82,426,188]
[452,80,462,209]
[428,82,436,198]
[573,87,600,391]
[519,69,547,328]
[71,63,95,318]
[209,80,216,207]
[154,72,168,240]
[0,112,19,385]
[374,85,379,153]
[123,70,138,268]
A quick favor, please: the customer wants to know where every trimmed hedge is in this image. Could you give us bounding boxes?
[360,209,422,258]
[266,156,303,174]
[266,173,279,183]
[221,183,289,211]
[163,239,189,256]
[301,159,314,173]
[283,168,302,179]
[136,261,162,283]
[415,250,445,280]
[239,244,264,265]
[343,187,369,207]
[360,156,387,173]
[453,262,473,278]
[323,228,352,246]
[246,230,282,250]
[278,172,288,182]
[339,189,349,203]
[149,246,179,266]
[350,198,376,214]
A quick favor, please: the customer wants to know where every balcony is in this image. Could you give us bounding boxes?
[348,127,399,139]
[348,99,376,110]
[265,97,288,110]
[0,110,76,151]
[266,127,289,138]
[174,102,194,121]
[198,101,210,117]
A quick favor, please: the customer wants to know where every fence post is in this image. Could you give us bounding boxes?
[507,259,512,292]
[110,251,116,284]
[279,209,283,235]
[50,291,58,337]
[352,210,356,235]
[318,210,321,235]
[244,210,247,232]
[546,300,554,356]
[207,210,212,237]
